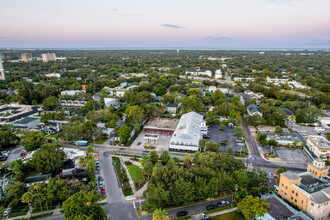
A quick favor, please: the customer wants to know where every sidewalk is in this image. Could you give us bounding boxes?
[190,207,238,219]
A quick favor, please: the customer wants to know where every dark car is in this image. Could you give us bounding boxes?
[96,164,100,170]
[206,204,217,210]
[101,189,106,197]
[137,142,141,145]
[176,211,188,217]
[217,200,230,207]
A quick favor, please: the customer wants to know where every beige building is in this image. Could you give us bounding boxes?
[307,135,330,160]
[279,170,330,220]
[21,53,32,62]
[0,56,5,80]
[307,159,329,178]
[42,53,56,62]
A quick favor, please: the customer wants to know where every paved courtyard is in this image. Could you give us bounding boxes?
[130,132,171,152]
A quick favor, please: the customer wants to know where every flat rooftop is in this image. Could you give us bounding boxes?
[144,118,178,130]
[309,135,330,149]
[297,172,329,194]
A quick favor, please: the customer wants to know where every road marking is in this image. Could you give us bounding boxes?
[133,201,136,209]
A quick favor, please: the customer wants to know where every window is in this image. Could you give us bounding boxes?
[291,197,293,200]
[311,203,314,206]
[286,186,288,189]
[296,193,298,196]
[292,190,294,194]
[282,184,284,186]
[285,193,287,195]
[295,199,297,203]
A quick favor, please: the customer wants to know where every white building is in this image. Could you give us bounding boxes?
[45,73,61,78]
[208,86,217,93]
[219,88,230,94]
[215,69,222,79]
[307,135,330,160]
[104,98,118,107]
[233,77,255,82]
[185,69,212,77]
[61,90,86,96]
[170,112,207,151]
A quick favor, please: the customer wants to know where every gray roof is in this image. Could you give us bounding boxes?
[247,104,262,114]
[310,190,329,204]
[281,171,301,181]
[13,117,40,125]
[241,93,251,100]
[282,108,294,116]
[168,103,178,107]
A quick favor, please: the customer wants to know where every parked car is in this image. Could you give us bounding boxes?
[137,142,141,145]
[206,204,217,210]
[94,159,100,164]
[201,213,210,220]
[217,200,230,207]
[3,207,11,217]
[96,164,100,170]
[142,150,149,155]
[176,211,188,217]
[101,189,106,197]
[0,155,8,161]
[273,185,279,192]
[98,176,103,188]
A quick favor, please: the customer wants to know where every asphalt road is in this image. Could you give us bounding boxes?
[142,196,232,220]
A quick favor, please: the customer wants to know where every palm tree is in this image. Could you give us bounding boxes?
[78,157,87,167]
[152,208,169,220]
[143,161,153,179]
[86,145,94,155]
[183,155,192,167]
[22,192,33,215]
[33,184,43,212]
[86,159,96,171]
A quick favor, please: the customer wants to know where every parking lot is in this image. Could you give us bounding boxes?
[205,125,241,153]
[275,147,311,165]
[130,132,171,151]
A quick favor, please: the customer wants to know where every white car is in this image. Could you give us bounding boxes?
[3,207,11,217]
[201,213,210,220]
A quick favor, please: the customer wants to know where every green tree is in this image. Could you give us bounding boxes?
[43,96,60,110]
[227,147,233,155]
[118,125,132,142]
[22,132,46,151]
[237,195,269,219]
[276,166,287,176]
[149,151,159,165]
[0,130,19,150]
[63,191,106,220]
[5,181,25,201]
[267,139,278,147]
[31,144,65,174]
[22,192,33,212]
[160,150,170,165]
[143,161,153,179]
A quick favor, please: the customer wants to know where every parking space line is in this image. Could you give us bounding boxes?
[133,201,136,209]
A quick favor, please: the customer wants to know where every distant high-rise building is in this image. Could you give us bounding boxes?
[21,53,32,62]
[42,53,56,62]
[177,49,180,54]
[0,56,5,80]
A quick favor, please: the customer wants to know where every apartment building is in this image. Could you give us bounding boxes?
[42,53,56,62]
[307,135,330,160]
[21,53,32,62]
[185,69,212,77]
[279,169,330,220]
[307,159,329,178]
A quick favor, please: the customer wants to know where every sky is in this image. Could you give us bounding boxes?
[0,0,330,49]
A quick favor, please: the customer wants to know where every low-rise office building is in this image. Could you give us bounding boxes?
[143,118,178,135]
[307,159,329,178]
[307,135,330,160]
[170,112,207,151]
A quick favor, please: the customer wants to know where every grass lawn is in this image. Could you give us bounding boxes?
[173,216,190,220]
[31,212,53,219]
[95,138,108,144]
[212,211,244,220]
[9,206,29,218]
[48,133,59,139]
[112,157,133,196]
[126,164,145,183]
[204,206,231,214]
[32,205,57,214]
